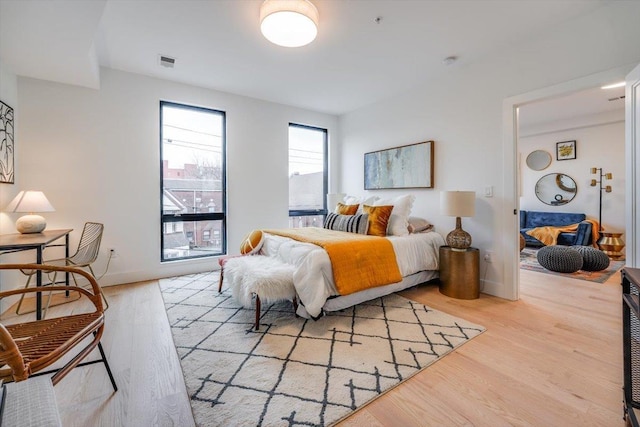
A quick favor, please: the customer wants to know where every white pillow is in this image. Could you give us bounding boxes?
[373,194,415,236]
[343,195,380,214]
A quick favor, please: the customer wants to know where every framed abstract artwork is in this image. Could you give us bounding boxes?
[364,140,434,190]
[0,99,14,184]
[556,140,576,161]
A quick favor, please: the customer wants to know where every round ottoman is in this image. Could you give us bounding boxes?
[537,246,583,273]
[573,245,610,271]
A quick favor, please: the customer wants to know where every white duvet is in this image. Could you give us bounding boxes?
[260,230,446,318]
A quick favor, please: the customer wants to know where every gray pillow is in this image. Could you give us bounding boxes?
[323,213,369,234]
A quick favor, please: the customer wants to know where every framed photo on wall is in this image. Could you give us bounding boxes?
[364,140,434,190]
[556,140,576,161]
[0,99,14,184]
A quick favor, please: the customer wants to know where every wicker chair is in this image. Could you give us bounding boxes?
[0,263,117,390]
[16,222,108,317]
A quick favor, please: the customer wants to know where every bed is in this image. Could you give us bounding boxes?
[260,228,446,318]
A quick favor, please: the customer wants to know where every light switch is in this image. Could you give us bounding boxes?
[484,186,493,197]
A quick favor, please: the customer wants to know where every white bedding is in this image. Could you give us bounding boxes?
[261,230,446,318]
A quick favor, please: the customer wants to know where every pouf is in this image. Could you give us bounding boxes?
[573,245,610,271]
[537,245,583,273]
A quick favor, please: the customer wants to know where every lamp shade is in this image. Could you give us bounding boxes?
[260,0,319,48]
[4,191,55,213]
[440,191,475,217]
[4,191,55,234]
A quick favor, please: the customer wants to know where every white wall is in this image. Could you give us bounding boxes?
[519,111,625,235]
[338,1,640,298]
[13,68,338,286]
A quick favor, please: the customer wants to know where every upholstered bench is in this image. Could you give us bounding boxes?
[537,245,583,273]
[217,230,267,293]
[223,255,297,330]
[1,376,62,426]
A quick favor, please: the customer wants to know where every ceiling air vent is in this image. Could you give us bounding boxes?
[159,55,176,68]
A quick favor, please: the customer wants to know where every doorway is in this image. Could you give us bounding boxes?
[502,66,633,300]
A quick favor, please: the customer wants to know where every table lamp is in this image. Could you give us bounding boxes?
[4,191,55,234]
[440,191,476,251]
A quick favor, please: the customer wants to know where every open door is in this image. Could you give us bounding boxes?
[626,64,640,267]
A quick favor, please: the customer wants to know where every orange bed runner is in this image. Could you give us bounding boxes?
[264,227,402,295]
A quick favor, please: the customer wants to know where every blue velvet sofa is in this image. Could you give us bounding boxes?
[520,210,593,247]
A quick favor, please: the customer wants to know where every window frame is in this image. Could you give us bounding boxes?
[288,123,328,220]
[159,100,227,262]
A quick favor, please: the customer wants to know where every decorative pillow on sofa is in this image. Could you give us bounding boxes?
[239,230,265,255]
[323,213,369,234]
[362,205,394,237]
[335,202,359,215]
[373,194,415,236]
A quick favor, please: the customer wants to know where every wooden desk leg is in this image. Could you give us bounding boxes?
[36,245,43,320]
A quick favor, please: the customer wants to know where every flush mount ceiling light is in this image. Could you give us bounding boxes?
[260,0,319,48]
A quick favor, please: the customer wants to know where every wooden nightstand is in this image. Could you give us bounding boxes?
[439,246,480,299]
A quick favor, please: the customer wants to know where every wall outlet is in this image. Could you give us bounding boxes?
[483,251,493,263]
[109,248,118,258]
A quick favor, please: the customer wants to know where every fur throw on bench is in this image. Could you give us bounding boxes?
[223,256,296,308]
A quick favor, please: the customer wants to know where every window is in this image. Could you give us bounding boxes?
[288,123,327,228]
[160,101,226,261]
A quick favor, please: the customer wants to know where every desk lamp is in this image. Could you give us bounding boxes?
[4,191,55,233]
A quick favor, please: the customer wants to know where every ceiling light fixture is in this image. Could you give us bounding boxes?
[601,81,625,89]
[260,0,319,48]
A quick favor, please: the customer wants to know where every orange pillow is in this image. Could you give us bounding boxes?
[363,205,393,237]
[336,202,359,215]
[240,230,265,255]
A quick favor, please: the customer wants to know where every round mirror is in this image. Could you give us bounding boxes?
[526,150,552,171]
[535,173,577,206]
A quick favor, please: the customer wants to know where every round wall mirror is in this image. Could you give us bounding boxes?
[526,150,552,171]
[535,173,577,206]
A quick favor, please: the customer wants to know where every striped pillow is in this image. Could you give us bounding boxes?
[323,213,369,234]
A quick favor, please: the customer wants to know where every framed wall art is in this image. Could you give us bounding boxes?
[556,140,576,161]
[0,99,14,184]
[364,140,434,190]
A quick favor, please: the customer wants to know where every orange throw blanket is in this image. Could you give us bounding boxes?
[525,219,600,247]
[264,227,402,295]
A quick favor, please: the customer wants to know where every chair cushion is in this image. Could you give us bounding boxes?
[573,246,610,271]
[537,246,583,273]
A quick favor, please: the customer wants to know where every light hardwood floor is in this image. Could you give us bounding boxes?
[5,266,625,426]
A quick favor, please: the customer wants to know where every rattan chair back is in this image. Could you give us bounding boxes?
[0,264,117,391]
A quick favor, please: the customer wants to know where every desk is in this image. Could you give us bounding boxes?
[0,229,72,320]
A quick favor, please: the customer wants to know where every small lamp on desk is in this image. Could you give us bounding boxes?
[4,191,55,234]
[440,191,476,251]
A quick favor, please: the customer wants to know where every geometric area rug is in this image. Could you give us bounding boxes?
[159,272,485,427]
[520,247,625,284]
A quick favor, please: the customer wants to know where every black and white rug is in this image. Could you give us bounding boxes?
[159,272,485,427]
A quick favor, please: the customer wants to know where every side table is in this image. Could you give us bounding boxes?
[598,231,625,259]
[439,246,480,299]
